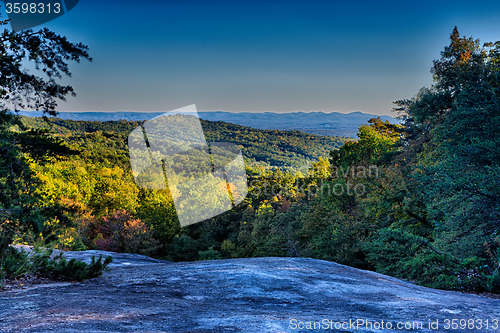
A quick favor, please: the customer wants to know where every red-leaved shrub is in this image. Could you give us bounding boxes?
[78,210,161,255]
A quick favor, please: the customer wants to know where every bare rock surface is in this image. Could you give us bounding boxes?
[1,252,500,333]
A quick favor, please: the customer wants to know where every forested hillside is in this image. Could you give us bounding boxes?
[21,117,351,169]
[18,110,397,138]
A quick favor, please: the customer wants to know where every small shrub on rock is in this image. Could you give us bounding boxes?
[31,249,113,281]
[0,247,112,286]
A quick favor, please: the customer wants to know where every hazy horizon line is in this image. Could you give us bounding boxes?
[19,110,396,116]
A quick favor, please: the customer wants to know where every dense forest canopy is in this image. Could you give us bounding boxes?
[1,26,500,293]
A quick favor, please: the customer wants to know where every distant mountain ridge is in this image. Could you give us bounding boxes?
[18,110,397,138]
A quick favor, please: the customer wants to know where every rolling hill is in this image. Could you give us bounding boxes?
[18,111,397,138]
[20,116,353,169]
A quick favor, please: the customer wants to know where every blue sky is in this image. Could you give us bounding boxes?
[3,0,500,115]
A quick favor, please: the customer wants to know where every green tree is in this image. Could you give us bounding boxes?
[329,117,401,169]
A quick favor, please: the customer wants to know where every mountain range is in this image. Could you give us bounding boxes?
[18,111,397,138]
